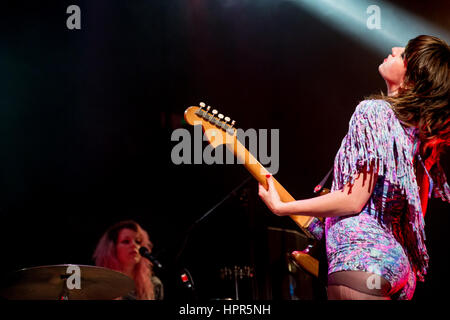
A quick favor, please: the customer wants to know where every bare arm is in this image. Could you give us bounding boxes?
[259,165,377,217]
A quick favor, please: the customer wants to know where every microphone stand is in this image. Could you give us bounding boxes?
[174,175,253,300]
[175,175,253,262]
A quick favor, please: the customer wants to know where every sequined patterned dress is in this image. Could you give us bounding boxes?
[307,99,450,299]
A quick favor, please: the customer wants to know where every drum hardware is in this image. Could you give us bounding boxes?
[0,264,135,300]
[219,265,254,300]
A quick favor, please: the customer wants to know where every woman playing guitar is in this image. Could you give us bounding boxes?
[259,35,450,300]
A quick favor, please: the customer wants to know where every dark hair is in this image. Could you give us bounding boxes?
[374,35,450,161]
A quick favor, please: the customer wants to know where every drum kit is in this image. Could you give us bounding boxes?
[0,264,135,300]
[219,265,254,300]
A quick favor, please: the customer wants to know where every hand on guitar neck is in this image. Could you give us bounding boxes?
[184,103,316,238]
[184,103,329,278]
[258,174,285,216]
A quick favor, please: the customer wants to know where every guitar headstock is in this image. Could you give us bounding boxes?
[184,102,237,148]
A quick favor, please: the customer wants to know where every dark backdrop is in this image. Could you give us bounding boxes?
[0,0,449,301]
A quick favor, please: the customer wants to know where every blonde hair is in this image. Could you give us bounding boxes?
[93,220,155,300]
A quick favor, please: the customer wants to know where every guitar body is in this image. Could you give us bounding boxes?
[290,188,329,279]
[184,104,327,279]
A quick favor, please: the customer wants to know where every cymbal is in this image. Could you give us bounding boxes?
[0,264,135,300]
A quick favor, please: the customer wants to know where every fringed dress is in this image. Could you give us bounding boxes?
[307,99,450,299]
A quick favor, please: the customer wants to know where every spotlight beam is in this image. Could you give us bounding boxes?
[289,0,450,52]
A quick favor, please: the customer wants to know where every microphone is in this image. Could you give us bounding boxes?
[139,247,163,269]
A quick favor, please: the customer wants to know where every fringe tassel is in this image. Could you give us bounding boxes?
[331,100,429,281]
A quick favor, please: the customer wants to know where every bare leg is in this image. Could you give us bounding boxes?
[327,270,392,300]
[327,285,391,300]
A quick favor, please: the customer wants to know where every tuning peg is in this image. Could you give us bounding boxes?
[212,109,218,117]
[199,102,206,109]
[206,106,211,112]
[230,120,236,128]
[224,116,231,123]
[218,114,224,121]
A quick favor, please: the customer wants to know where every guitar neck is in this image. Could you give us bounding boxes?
[226,137,315,238]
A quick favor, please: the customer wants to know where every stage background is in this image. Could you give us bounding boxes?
[0,0,449,300]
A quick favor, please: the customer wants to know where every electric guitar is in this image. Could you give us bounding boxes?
[184,102,328,278]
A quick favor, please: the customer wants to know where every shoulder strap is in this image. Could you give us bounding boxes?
[313,167,333,194]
